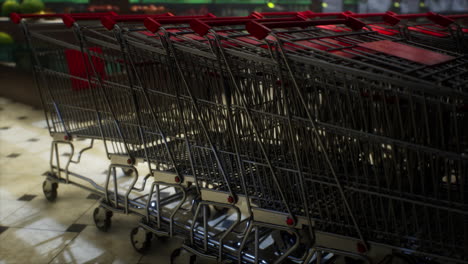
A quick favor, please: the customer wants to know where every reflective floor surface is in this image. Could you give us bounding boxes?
[0,97,215,264]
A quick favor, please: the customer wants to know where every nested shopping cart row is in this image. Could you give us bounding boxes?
[12,10,468,264]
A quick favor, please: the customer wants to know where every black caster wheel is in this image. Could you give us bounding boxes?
[122,168,134,176]
[42,180,58,202]
[156,235,169,243]
[170,248,182,264]
[93,207,112,232]
[189,254,197,264]
[130,226,153,254]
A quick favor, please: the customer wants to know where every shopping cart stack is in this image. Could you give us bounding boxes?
[115,16,277,262]
[11,12,122,203]
[11,12,187,235]
[96,15,244,253]
[11,10,468,264]
[244,16,468,263]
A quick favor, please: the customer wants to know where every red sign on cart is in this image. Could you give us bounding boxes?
[357,40,455,66]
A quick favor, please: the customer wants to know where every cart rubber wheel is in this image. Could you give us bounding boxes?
[130,226,153,254]
[189,254,197,264]
[170,248,182,264]
[157,235,168,242]
[93,207,112,232]
[42,180,58,202]
[122,168,133,176]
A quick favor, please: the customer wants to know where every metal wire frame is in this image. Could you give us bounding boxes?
[125,25,318,258]
[19,21,106,143]
[163,21,468,262]
[237,25,468,154]
[117,26,249,204]
[118,27,201,187]
[299,13,468,54]
[268,31,467,262]
[18,16,468,263]
[66,22,147,160]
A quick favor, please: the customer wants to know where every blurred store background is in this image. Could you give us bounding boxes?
[0,0,467,106]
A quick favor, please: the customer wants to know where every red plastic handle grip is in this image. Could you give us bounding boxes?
[395,12,433,19]
[426,13,455,27]
[11,12,116,24]
[391,12,454,27]
[447,14,468,19]
[100,13,183,30]
[256,11,343,19]
[144,15,258,33]
[247,17,365,40]
[341,11,401,25]
[305,12,344,18]
[103,14,216,31]
[345,12,387,18]
[256,11,301,17]
[190,16,305,36]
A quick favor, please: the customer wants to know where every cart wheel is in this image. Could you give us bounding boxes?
[170,248,182,264]
[93,207,112,232]
[189,254,197,264]
[42,180,58,202]
[156,235,168,242]
[122,168,133,176]
[130,226,153,254]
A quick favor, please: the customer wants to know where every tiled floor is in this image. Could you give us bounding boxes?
[0,97,207,264]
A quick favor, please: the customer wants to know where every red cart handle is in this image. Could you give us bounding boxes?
[252,10,343,19]
[11,12,117,24]
[100,13,207,30]
[189,16,306,36]
[101,13,217,31]
[247,17,365,40]
[393,12,454,27]
[143,15,261,33]
[447,14,468,19]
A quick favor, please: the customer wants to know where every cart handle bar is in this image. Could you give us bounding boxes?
[252,10,345,18]
[247,17,366,40]
[188,16,307,36]
[143,15,293,33]
[252,11,455,27]
[101,13,217,30]
[11,12,117,24]
[344,12,454,27]
[64,13,176,28]
[447,14,468,19]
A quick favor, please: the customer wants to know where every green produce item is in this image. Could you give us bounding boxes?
[19,0,44,14]
[0,32,14,44]
[1,0,20,16]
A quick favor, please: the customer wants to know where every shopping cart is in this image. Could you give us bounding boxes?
[241,18,468,263]
[105,14,313,263]
[148,14,466,263]
[11,12,119,203]
[10,12,188,234]
[11,11,468,264]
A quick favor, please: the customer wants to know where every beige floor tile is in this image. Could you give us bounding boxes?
[138,236,218,264]
[0,227,77,264]
[0,199,28,222]
[49,225,142,264]
[0,184,97,231]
